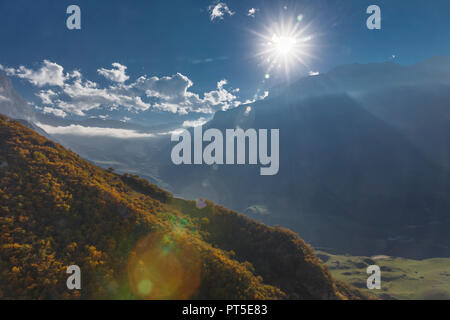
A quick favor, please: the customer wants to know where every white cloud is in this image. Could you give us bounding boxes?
[59,78,151,115]
[203,79,237,111]
[247,8,258,18]
[97,62,130,83]
[68,70,82,79]
[217,79,227,90]
[136,73,204,114]
[242,90,269,105]
[182,117,208,127]
[3,60,245,116]
[36,123,155,139]
[208,2,234,21]
[0,94,11,102]
[260,91,269,99]
[309,71,320,76]
[37,89,58,104]
[137,74,237,114]
[42,107,67,118]
[1,60,67,87]
[157,128,186,136]
[138,73,194,103]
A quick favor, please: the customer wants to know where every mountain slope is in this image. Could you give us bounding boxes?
[0,114,366,300]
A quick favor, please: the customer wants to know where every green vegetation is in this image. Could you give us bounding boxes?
[317,251,450,300]
[0,114,368,300]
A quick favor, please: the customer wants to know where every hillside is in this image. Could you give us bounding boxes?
[0,114,367,300]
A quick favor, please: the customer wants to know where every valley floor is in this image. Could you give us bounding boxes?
[317,251,450,300]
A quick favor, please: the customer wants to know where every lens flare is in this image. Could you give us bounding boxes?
[127,231,201,299]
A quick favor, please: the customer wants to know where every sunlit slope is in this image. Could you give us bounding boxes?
[0,114,367,300]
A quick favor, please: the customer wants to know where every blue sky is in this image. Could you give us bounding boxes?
[1,0,450,120]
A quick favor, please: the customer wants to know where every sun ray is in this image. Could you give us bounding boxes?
[251,13,317,80]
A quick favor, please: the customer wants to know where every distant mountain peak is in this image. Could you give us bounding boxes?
[0,71,35,121]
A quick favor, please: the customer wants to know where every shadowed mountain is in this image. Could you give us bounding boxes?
[160,58,450,259]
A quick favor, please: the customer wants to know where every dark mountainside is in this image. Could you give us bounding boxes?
[0,71,35,121]
[0,114,368,300]
[160,57,450,259]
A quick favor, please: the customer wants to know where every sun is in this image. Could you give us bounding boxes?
[272,35,297,55]
[253,16,316,79]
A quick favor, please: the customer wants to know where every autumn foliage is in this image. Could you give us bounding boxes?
[0,114,368,300]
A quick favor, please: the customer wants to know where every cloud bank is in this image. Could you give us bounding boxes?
[182,117,208,127]
[36,123,155,139]
[1,60,67,87]
[1,60,263,117]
